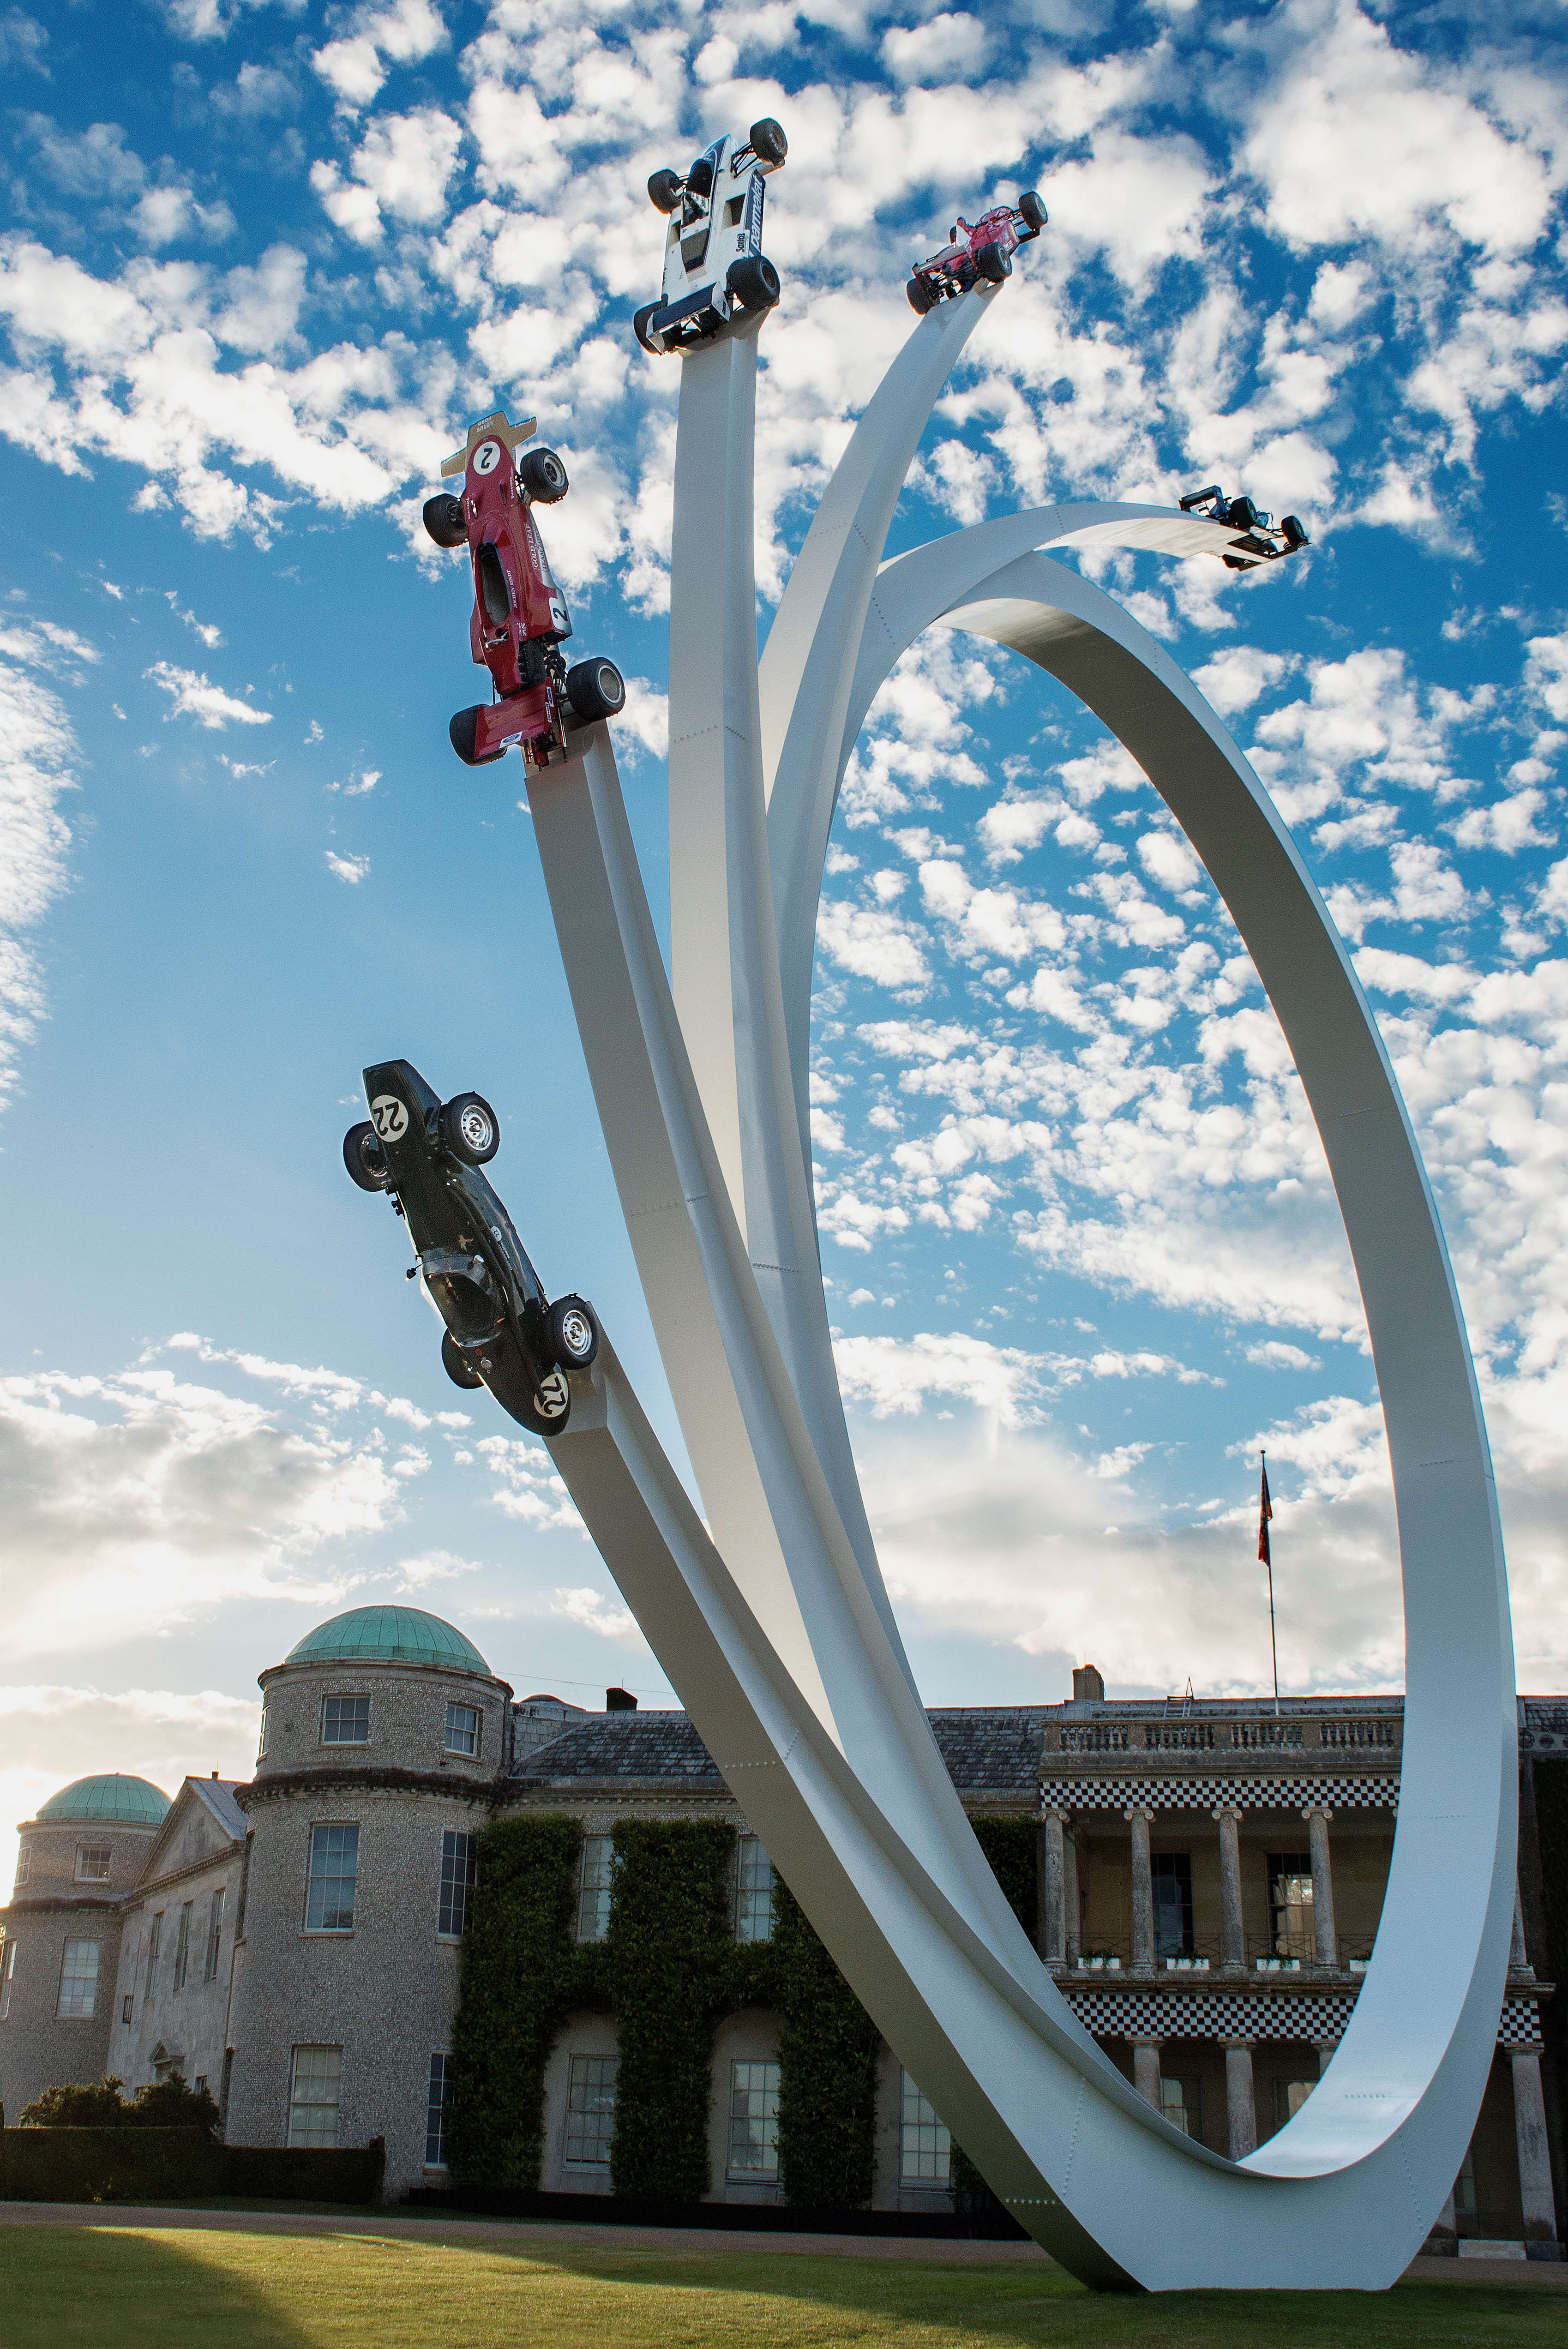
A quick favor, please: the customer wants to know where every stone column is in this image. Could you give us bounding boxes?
[1509,2045,1560,2247]
[1303,1805,1337,1968]
[1222,2040,1257,2159]
[1126,1808,1154,1969]
[1213,1807,1245,1971]
[1063,1828,1081,1967]
[1314,2036,1340,2079]
[1130,2037,1162,2109]
[1041,1810,1067,1969]
[1511,1885,1533,1975]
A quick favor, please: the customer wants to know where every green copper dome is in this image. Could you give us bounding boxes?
[284,1606,491,1676]
[36,1774,170,1826]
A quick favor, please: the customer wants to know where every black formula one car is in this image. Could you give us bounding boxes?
[343,1058,600,1437]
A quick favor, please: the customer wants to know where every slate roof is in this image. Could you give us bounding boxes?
[512,1714,723,1784]
[511,1706,1048,1795]
[191,1778,249,1838]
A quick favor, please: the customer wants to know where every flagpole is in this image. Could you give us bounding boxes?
[1260,1449,1280,1718]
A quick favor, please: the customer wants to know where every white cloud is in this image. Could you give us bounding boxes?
[312,108,463,243]
[147,661,271,728]
[0,1361,412,1666]
[0,647,77,1114]
[548,1585,644,1644]
[324,850,370,883]
[313,0,449,112]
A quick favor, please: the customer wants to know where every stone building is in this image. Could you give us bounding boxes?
[1,1605,1562,2256]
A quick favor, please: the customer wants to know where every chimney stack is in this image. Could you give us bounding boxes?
[606,1686,637,1712]
[1072,1664,1105,1704]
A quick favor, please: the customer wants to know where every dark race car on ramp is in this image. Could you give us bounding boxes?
[344,1057,600,1438]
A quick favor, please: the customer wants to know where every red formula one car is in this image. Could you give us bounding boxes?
[422,409,626,770]
[907,192,1047,313]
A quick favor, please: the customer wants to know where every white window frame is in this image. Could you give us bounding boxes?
[576,1835,614,1944]
[425,2051,450,2169]
[900,2071,952,2184]
[172,1899,194,1992]
[321,1693,371,1747]
[1159,2075,1202,2138]
[727,2057,781,2178]
[57,1938,101,2019]
[438,1830,476,1940]
[204,1886,226,1982]
[564,2053,618,2167]
[304,1821,360,1934]
[13,1847,29,1889]
[444,1701,481,1758]
[734,1835,776,1943]
[75,1843,113,1884]
[145,1913,162,1999]
[0,1939,15,2019]
[288,2043,343,2147]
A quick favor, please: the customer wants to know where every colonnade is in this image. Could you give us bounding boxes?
[1039,1802,1340,1975]
[1038,1804,1557,2229]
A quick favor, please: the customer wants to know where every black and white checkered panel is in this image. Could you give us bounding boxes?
[1040,1774,1401,1812]
[1062,1987,1543,2048]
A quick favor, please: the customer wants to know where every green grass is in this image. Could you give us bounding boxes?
[2,2227,1564,2349]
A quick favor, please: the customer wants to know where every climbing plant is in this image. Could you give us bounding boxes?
[445,1806,1034,2207]
[605,1818,736,2200]
[773,1875,881,2207]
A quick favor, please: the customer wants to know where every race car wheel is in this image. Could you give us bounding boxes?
[450,706,505,767]
[441,1091,501,1165]
[441,1329,485,1391]
[633,304,662,354]
[547,1294,601,1370]
[906,275,937,316]
[519,446,569,505]
[422,493,467,548]
[648,168,683,213]
[565,659,626,723]
[975,243,1012,283]
[1018,190,1048,232]
[728,253,781,312]
[342,1121,388,1192]
[749,117,788,166]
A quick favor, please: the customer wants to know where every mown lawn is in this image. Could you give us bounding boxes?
[4,2226,1567,2349]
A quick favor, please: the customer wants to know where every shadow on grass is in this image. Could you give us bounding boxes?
[5,2225,318,2347]
[536,2247,1568,2348]
[6,2226,1567,2349]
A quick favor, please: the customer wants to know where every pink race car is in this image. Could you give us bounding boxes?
[422,409,626,770]
[907,192,1047,313]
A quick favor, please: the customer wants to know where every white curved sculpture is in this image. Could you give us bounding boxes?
[519,287,1515,2290]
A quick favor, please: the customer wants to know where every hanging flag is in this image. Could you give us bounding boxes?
[1258,1455,1273,1566]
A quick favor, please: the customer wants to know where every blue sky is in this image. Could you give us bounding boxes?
[1,0,1565,1869]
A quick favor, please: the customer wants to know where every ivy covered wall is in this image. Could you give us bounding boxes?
[444,1809,1039,2205]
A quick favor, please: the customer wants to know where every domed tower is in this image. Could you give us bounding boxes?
[225,1606,511,2196]
[0,1774,169,2117]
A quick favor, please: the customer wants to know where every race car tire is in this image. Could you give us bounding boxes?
[547,1294,601,1370]
[906,275,937,315]
[1281,514,1309,551]
[342,1121,388,1191]
[633,303,662,353]
[749,117,788,166]
[565,658,626,723]
[687,157,715,198]
[422,493,467,548]
[441,1091,501,1165]
[449,706,505,767]
[648,169,683,214]
[975,243,1012,283]
[441,1329,485,1390]
[728,253,781,312]
[1018,190,1048,231]
[519,446,569,505]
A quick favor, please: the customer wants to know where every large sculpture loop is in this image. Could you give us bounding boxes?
[516,285,1514,2290]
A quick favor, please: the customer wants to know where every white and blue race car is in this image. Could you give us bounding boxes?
[634,119,787,354]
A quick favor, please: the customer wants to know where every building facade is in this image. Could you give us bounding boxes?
[1,1608,1562,2255]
